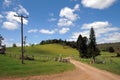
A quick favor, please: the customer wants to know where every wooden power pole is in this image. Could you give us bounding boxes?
[14,15,28,64]
[0,34,4,47]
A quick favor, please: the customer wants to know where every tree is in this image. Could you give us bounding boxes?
[82,37,88,57]
[0,34,6,54]
[77,35,83,57]
[77,35,88,58]
[88,27,100,62]
[12,43,17,47]
[108,46,115,53]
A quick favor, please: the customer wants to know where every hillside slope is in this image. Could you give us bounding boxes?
[0,44,79,78]
[6,44,79,58]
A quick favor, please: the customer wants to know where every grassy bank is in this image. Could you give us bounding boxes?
[0,55,74,78]
[0,44,79,78]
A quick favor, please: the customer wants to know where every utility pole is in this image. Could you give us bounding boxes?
[0,34,4,47]
[23,36,27,52]
[14,15,28,64]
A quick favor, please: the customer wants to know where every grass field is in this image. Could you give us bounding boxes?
[80,52,120,75]
[1,44,120,78]
[0,44,79,78]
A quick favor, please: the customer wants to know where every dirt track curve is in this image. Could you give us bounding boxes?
[1,59,120,80]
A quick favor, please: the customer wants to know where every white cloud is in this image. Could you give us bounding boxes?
[0,14,4,19]
[39,29,57,34]
[68,21,120,43]
[74,4,80,11]
[17,5,29,15]
[2,11,28,30]
[69,31,89,41]
[58,4,80,27]
[2,2,29,30]
[60,7,78,21]
[59,28,70,34]
[106,32,120,43]
[48,18,57,22]
[96,27,119,35]
[2,21,19,30]
[3,38,22,47]
[49,13,54,17]
[67,38,77,42]
[0,14,4,22]
[28,29,38,33]
[6,11,28,25]
[82,21,110,29]
[58,18,74,27]
[70,0,78,2]
[71,32,81,40]
[81,21,116,38]
[3,0,12,7]
[6,11,20,22]
[81,21,119,38]
[81,0,116,9]
[67,32,81,41]
[98,32,120,43]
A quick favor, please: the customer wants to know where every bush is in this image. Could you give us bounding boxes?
[19,55,34,60]
[0,46,6,54]
[108,47,115,53]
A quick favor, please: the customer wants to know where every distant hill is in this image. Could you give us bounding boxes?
[97,42,120,52]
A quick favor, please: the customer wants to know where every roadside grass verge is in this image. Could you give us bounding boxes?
[0,54,74,78]
[79,52,120,75]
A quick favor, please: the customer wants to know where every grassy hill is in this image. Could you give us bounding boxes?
[98,42,120,51]
[0,44,79,78]
[6,44,79,58]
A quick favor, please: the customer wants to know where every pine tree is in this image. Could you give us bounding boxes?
[88,27,100,62]
[77,35,83,57]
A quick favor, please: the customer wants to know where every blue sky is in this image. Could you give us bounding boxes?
[0,0,120,47]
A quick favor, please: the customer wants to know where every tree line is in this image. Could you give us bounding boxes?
[40,39,77,48]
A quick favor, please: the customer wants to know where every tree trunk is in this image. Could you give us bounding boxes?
[92,56,95,63]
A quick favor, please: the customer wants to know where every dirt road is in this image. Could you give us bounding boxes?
[1,59,120,80]
[70,59,120,80]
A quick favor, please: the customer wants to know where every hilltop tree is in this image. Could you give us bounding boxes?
[12,43,17,47]
[88,27,100,62]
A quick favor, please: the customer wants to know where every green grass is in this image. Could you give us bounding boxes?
[6,44,79,58]
[0,44,79,78]
[80,52,120,75]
